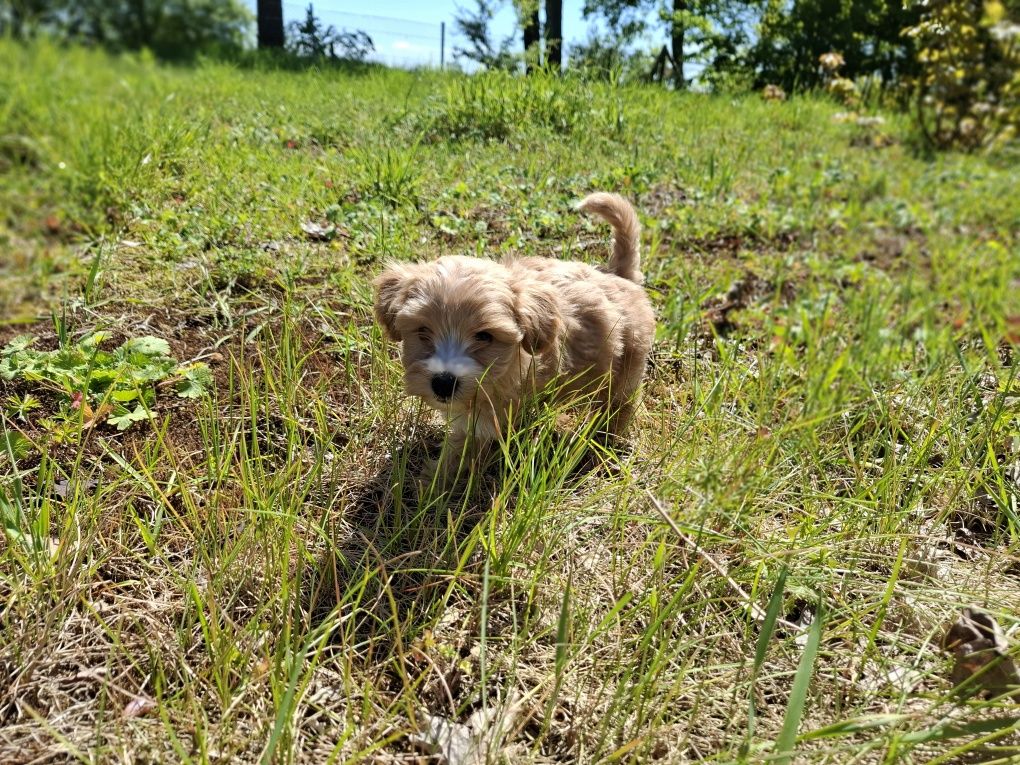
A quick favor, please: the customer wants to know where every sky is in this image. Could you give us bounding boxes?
[243,0,626,69]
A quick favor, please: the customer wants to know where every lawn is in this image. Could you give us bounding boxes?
[2,40,1020,764]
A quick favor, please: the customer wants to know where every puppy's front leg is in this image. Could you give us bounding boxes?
[605,397,636,440]
[421,407,502,486]
[424,428,470,484]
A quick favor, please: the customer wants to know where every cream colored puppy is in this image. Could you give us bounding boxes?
[374,192,655,477]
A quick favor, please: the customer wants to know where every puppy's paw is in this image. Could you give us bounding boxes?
[417,456,443,484]
[416,452,459,492]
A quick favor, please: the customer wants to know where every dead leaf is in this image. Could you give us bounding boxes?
[856,659,924,695]
[410,714,477,765]
[86,404,114,429]
[52,478,98,499]
[123,695,156,719]
[300,220,336,241]
[1007,315,1020,345]
[409,691,525,765]
[69,394,113,431]
[467,690,524,747]
[941,606,1020,698]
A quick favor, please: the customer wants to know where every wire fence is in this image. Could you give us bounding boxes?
[279,2,487,70]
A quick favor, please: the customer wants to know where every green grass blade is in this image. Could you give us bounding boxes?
[742,566,789,757]
[773,600,825,764]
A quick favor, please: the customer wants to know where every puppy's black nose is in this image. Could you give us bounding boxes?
[431,372,459,401]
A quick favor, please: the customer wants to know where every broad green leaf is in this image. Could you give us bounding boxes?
[106,405,152,431]
[0,487,29,549]
[176,379,208,399]
[2,335,37,355]
[87,368,119,386]
[48,349,87,374]
[125,358,176,381]
[175,364,213,399]
[1,430,31,462]
[80,331,111,348]
[119,336,171,357]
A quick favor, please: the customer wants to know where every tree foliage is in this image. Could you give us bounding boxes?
[453,0,518,70]
[0,0,253,60]
[580,0,757,88]
[287,4,374,62]
[570,1,652,81]
[567,33,654,81]
[453,0,565,73]
[581,0,649,44]
[739,0,923,91]
[516,0,542,71]
[905,0,1020,149]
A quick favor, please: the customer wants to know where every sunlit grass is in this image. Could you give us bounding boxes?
[1,38,1019,764]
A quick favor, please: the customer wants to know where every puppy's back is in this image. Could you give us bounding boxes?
[575,192,642,284]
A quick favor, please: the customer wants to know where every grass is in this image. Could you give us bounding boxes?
[1,38,1019,764]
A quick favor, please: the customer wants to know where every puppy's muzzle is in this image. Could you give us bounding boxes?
[431,372,459,401]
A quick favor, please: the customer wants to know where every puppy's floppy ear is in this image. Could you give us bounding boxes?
[373,263,421,341]
[512,277,562,354]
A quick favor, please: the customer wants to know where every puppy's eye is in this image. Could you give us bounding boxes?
[474,331,493,343]
[416,326,431,338]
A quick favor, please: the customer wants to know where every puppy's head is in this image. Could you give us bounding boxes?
[373,256,560,411]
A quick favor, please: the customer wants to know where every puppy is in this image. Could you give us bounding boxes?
[374,192,655,478]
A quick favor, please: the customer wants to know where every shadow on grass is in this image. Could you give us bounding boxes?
[304,432,493,655]
[304,423,616,657]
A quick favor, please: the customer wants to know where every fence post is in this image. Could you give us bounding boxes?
[440,21,445,69]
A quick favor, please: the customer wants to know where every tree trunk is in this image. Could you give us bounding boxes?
[544,0,562,73]
[9,4,24,39]
[128,0,152,49]
[257,0,285,49]
[671,0,686,89]
[522,4,541,73]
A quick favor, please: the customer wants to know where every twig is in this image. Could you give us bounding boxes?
[642,487,803,633]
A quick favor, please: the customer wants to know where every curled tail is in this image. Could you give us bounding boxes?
[575,192,642,284]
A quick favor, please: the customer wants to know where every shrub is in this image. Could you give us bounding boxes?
[905,0,1020,149]
[287,3,374,62]
[818,52,861,107]
[566,34,654,83]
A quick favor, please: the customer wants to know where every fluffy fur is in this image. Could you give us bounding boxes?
[374,191,655,475]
